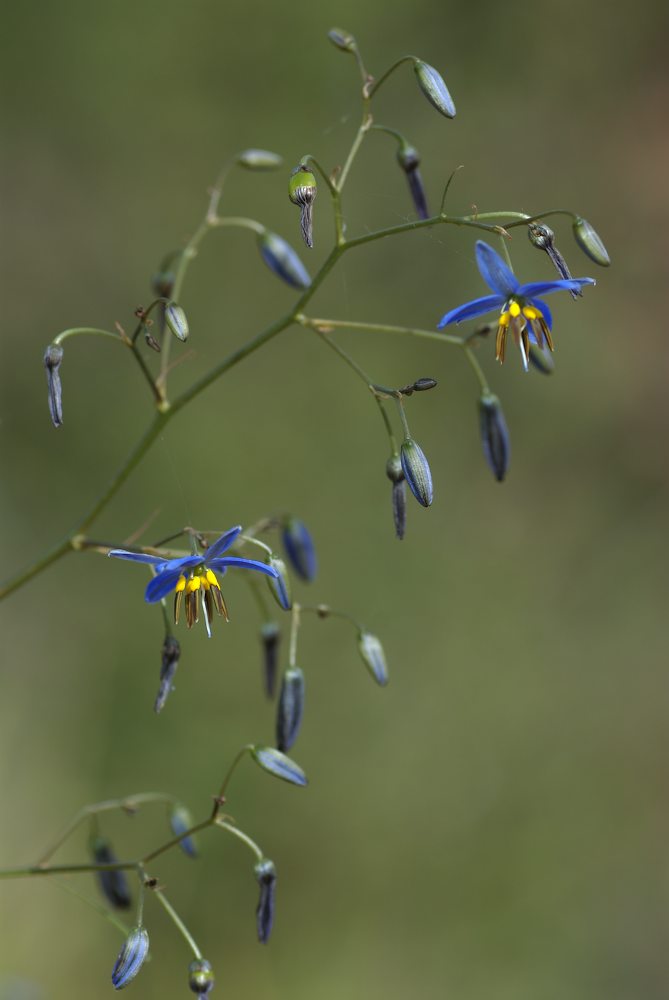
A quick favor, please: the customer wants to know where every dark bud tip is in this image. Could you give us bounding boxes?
[358,631,389,686]
[478,393,510,482]
[91,837,132,910]
[257,231,311,290]
[260,622,281,699]
[254,858,277,944]
[400,438,434,507]
[169,804,198,858]
[111,927,149,990]
[188,959,215,996]
[327,28,357,51]
[44,343,64,428]
[276,667,305,753]
[281,516,317,582]
[154,635,180,714]
[572,216,611,266]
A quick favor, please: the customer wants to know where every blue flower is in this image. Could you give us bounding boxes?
[437,241,595,371]
[109,526,278,637]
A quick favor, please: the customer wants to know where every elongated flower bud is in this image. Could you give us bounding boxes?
[358,631,388,686]
[413,60,456,119]
[236,149,283,170]
[188,958,215,995]
[528,222,579,299]
[397,143,429,220]
[478,393,510,482]
[260,622,281,698]
[257,231,311,290]
[572,216,610,266]
[386,455,407,540]
[281,516,317,581]
[169,804,198,858]
[400,438,433,507]
[276,666,305,752]
[328,27,356,51]
[44,344,64,428]
[254,858,277,944]
[91,837,132,910]
[164,301,189,342]
[111,927,149,990]
[289,165,317,248]
[154,634,180,714]
[266,555,292,611]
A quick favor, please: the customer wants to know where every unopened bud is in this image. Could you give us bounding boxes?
[257,231,311,290]
[188,958,215,995]
[572,216,610,266]
[111,927,149,990]
[164,301,189,342]
[169,804,198,858]
[276,666,305,752]
[236,149,283,170]
[409,377,438,393]
[528,343,555,375]
[154,634,180,714]
[260,622,281,698]
[328,27,356,51]
[151,269,175,299]
[413,60,456,119]
[289,165,317,249]
[254,858,277,944]
[44,344,64,428]
[478,393,510,482]
[266,555,292,611]
[281,516,317,581]
[528,222,579,299]
[358,631,388,686]
[91,837,132,910]
[400,438,434,507]
[386,455,407,540]
[397,143,429,220]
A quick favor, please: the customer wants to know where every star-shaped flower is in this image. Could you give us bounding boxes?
[437,240,595,370]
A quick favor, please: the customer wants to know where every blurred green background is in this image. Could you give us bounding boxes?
[1,1,668,997]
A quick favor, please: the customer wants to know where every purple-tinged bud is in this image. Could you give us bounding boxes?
[236,149,283,170]
[164,301,189,342]
[572,216,610,266]
[266,555,292,611]
[260,622,281,698]
[151,269,175,299]
[111,927,149,990]
[397,143,429,220]
[254,859,277,944]
[44,344,64,428]
[257,231,311,290]
[188,958,215,995]
[169,804,198,858]
[328,27,356,51]
[400,438,433,507]
[528,343,555,375]
[250,745,308,786]
[528,222,579,299]
[413,60,456,119]
[358,631,388,686]
[91,837,132,910]
[385,455,407,540]
[276,666,305,752]
[478,393,510,482]
[281,516,317,581]
[154,635,180,714]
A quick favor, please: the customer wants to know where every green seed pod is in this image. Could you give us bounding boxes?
[400,438,434,508]
[327,27,356,51]
[164,301,189,342]
[188,958,215,995]
[413,60,456,119]
[289,165,317,249]
[478,393,510,482]
[276,666,305,753]
[358,631,388,686]
[572,216,610,266]
[111,927,149,990]
[236,149,283,170]
[44,344,64,428]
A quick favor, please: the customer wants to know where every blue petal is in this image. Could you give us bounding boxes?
[437,294,502,328]
[530,297,553,330]
[475,241,520,297]
[108,549,164,566]
[210,556,279,578]
[145,568,191,603]
[205,525,242,560]
[519,277,595,297]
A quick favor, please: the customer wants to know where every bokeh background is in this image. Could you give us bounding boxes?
[1,1,668,997]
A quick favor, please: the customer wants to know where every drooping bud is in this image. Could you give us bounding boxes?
[396,142,429,220]
[236,149,283,170]
[411,377,438,392]
[257,230,311,290]
[250,745,308,786]
[266,555,292,611]
[164,301,189,342]
[154,634,180,714]
[151,269,175,299]
[188,958,215,996]
[478,393,510,482]
[358,631,388,686]
[91,837,132,910]
[528,343,555,375]
[528,222,580,299]
[413,60,456,119]
[327,27,356,52]
[169,804,198,859]
[288,165,317,249]
[281,516,317,582]
[44,344,64,428]
[254,859,277,944]
[276,666,305,753]
[572,216,611,266]
[386,455,407,540]
[111,927,149,990]
[260,622,281,698]
[400,438,434,508]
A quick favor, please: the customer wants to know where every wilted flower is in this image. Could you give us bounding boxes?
[154,634,180,714]
[281,516,317,581]
[478,393,510,482]
[527,222,579,299]
[111,927,149,990]
[276,666,305,752]
[260,622,281,698]
[437,241,595,371]
[385,455,407,540]
[288,164,317,248]
[91,837,132,910]
[254,858,277,944]
[188,958,215,995]
[396,143,429,220]
[44,344,64,428]
[109,526,279,638]
[266,554,292,611]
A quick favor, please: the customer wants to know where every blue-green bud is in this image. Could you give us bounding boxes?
[289,165,317,249]
[358,631,388,686]
[281,516,317,581]
[164,301,189,342]
[260,621,281,698]
[400,438,433,507]
[528,343,555,375]
[169,804,198,858]
[91,837,132,910]
[413,60,456,119]
[111,927,149,990]
[478,393,510,482]
[44,344,64,428]
[236,149,283,170]
[328,27,356,51]
[572,216,610,266]
[257,231,311,290]
[154,634,180,714]
[254,858,277,944]
[250,745,308,786]
[188,958,215,995]
[266,555,292,611]
[276,666,305,752]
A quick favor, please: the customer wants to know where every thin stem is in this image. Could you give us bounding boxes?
[288,602,301,668]
[300,604,362,630]
[0,860,139,880]
[298,315,463,347]
[213,746,252,811]
[209,216,265,235]
[152,889,202,960]
[395,397,412,439]
[336,111,372,194]
[461,345,490,393]
[140,819,212,865]
[53,327,122,346]
[366,55,415,99]
[215,820,264,862]
[439,165,464,215]
[51,877,132,936]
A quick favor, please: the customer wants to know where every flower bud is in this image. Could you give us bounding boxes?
[188,958,215,995]
[260,621,281,698]
[528,343,555,375]
[281,516,317,581]
[358,631,388,686]
[44,344,64,428]
[528,222,579,298]
[154,634,180,714]
[327,27,356,51]
[236,148,283,170]
[254,858,277,944]
[164,301,189,342]
[572,216,610,266]
[411,377,438,392]
[111,927,149,990]
[151,269,175,299]
[169,804,198,858]
[266,555,292,611]
[91,837,132,910]
[250,745,308,786]
[400,438,433,507]
[385,456,406,540]
[478,393,510,482]
[413,60,456,119]
[397,143,429,220]
[257,231,311,290]
[288,165,317,249]
[276,666,305,753]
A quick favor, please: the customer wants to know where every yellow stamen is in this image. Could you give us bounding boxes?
[498,311,511,328]
[205,568,220,589]
[175,575,186,593]
[522,305,539,320]
[187,576,201,593]
[509,300,521,318]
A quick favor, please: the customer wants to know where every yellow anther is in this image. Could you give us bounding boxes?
[509,300,521,318]
[187,576,201,593]
[498,311,511,327]
[199,573,210,591]
[175,575,187,593]
[523,305,540,320]
[205,569,220,589]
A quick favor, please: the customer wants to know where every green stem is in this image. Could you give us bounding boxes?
[213,745,252,812]
[141,819,212,865]
[298,315,463,347]
[366,55,415,99]
[461,345,490,393]
[152,889,202,960]
[51,877,132,936]
[210,216,265,235]
[215,820,264,862]
[288,602,301,667]
[53,327,122,346]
